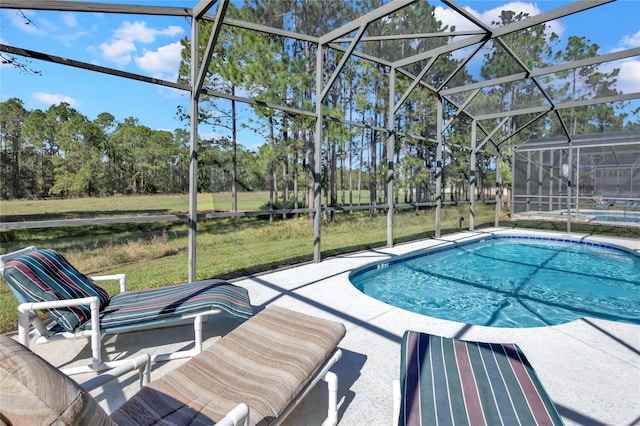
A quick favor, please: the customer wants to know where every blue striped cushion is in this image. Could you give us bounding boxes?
[2,249,110,333]
[399,331,563,426]
[92,279,253,331]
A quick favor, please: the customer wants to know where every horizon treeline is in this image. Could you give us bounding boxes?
[1,1,638,213]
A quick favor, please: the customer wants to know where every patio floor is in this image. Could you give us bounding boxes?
[11,227,640,425]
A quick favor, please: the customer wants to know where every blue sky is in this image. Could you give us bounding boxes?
[1,1,638,148]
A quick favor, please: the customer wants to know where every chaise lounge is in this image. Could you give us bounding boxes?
[0,246,253,375]
[0,305,346,426]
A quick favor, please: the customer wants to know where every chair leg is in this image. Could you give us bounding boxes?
[90,299,102,369]
[17,308,31,347]
[322,371,339,426]
[194,314,203,353]
[150,314,205,363]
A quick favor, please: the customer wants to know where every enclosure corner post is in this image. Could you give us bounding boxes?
[387,67,396,247]
[188,15,200,282]
[435,99,443,238]
[566,141,573,233]
[495,149,502,226]
[469,120,476,231]
[313,41,324,263]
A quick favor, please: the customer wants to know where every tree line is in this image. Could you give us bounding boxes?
[1,1,637,215]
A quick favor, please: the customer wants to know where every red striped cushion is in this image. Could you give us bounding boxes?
[399,331,563,426]
[93,279,253,331]
[2,249,110,332]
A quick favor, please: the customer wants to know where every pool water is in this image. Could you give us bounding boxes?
[350,237,640,328]
[593,214,640,223]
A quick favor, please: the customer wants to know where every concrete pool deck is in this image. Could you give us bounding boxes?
[8,227,640,425]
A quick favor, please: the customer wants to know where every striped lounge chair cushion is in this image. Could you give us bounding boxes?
[399,331,563,426]
[93,279,253,331]
[111,305,346,426]
[2,249,110,333]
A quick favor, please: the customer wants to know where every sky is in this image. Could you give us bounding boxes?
[1,0,639,149]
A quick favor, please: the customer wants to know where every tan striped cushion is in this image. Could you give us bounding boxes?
[0,334,114,426]
[111,306,346,426]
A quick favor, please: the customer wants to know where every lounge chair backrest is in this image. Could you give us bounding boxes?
[2,248,110,332]
[0,334,115,425]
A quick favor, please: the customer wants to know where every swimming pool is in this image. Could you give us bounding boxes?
[592,213,640,223]
[349,236,640,328]
[579,209,640,225]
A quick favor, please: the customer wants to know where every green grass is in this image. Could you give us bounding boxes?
[0,192,279,220]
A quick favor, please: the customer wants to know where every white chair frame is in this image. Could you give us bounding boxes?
[1,246,220,375]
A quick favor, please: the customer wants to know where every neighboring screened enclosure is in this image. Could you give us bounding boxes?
[512,130,640,214]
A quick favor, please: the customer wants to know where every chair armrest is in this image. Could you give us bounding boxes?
[0,245,37,269]
[18,296,100,312]
[17,296,101,346]
[216,403,250,426]
[80,353,151,392]
[90,273,127,293]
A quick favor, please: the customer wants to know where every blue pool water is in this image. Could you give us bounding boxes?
[593,214,640,223]
[350,236,640,328]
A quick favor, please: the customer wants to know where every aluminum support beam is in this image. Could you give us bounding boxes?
[442,89,481,132]
[435,101,444,238]
[394,34,486,69]
[188,19,200,282]
[193,0,218,19]
[567,142,573,232]
[476,92,640,121]
[394,55,439,114]
[321,23,368,102]
[478,117,510,152]
[495,150,502,226]
[0,0,190,16]
[335,29,485,43]
[0,44,188,92]
[387,68,396,247]
[470,120,477,230]
[320,0,416,44]
[440,47,640,97]
[313,43,324,263]
[194,0,229,96]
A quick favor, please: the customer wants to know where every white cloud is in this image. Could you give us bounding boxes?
[61,13,77,28]
[33,92,79,107]
[135,41,183,76]
[612,30,640,94]
[100,38,136,67]
[99,20,185,68]
[114,21,184,43]
[608,60,640,95]
[621,30,640,48]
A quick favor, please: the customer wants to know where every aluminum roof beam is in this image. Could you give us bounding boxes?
[194,0,229,97]
[396,0,612,69]
[320,0,417,45]
[476,92,640,121]
[193,0,218,19]
[0,0,190,16]
[0,43,188,92]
